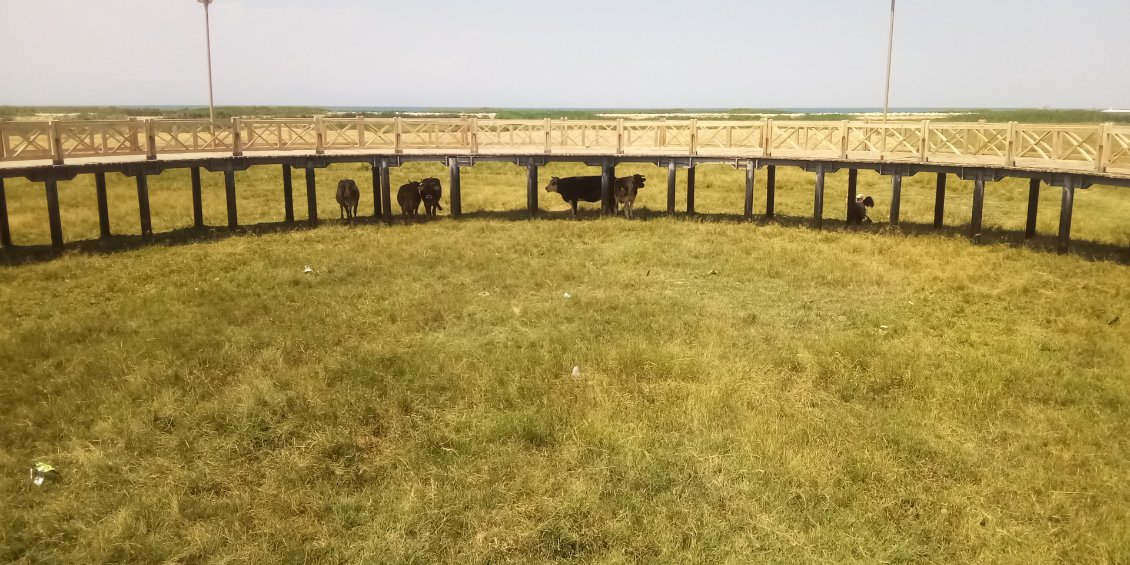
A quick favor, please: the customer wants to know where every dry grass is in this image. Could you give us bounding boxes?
[1,162,1129,563]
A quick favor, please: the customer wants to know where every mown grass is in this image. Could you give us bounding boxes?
[1,163,1129,563]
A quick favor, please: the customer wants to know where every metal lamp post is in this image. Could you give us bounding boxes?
[199,0,216,123]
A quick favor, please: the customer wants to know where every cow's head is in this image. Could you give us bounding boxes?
[545,177,559,193]
[632,174,646,188]
[861,196,875,208]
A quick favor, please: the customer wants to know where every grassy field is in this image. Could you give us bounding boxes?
[2,164,1129,563]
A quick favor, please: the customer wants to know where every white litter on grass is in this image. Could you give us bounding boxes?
[572,366,581,378]
[478,291,491,297]
[29,462,58,486]
[880,325,889,330]
[563,292,572,298]
[303,266,314,273]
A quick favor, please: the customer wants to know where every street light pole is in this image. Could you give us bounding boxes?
[199,0,216,123]
[882,0,895,122]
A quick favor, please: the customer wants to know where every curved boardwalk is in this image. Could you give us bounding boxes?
[1,117,1128,252]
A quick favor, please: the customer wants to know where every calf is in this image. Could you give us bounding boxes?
[419,177,443,218]
[613,174,646,219]
[336,179,360,223]
[544,175,605,217]
[397,181,422,218]
[849,194,875,224]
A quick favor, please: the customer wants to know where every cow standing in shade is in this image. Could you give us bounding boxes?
[613,174,646,219]
[397,181,422,218]
[544,175,605,217]
[419,177,443,218]
[336,179,360,224]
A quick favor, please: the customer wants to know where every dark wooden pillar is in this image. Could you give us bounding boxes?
[600,161,614,214]
[933,173,946,229]
[526,161,538,216]
[136,173,153,238]
[890,174,902,225]
[190,167,204,228]
[765,165,776,218]
[369,164,381,218]
[970,173,985,241]
[846,168,858,224]
[224,167,237,228]
[45,177,63,250]
[449,162,462,217]
[813,165,825,228]
[686,165,696,214]
[379,161,392,218]
[1058,177,1075,253]
[95,172,111,237]
[305,165,318,225]
[744,160,755,219]
[666,161,676,213]
[0,177,11,247]
[1025,178,1040,239]
[282,165,294,223]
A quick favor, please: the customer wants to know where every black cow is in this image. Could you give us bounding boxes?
[545,175,607,217]
[849,194,875,224]
[397,181,422,218]
[419,177,443,218]
[336,179,360,223]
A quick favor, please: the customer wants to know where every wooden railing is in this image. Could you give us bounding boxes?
[1,117,1127,175]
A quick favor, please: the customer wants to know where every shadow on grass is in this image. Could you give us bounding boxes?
[2,206,1128,266]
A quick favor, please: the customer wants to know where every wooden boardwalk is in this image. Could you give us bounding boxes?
[1,117,1128,254]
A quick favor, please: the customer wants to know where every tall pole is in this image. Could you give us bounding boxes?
[200,0,216,123]
[882,0,895,122]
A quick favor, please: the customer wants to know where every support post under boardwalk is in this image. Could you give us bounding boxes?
[890,174,902,225]
[45,177,63,250]
[380,161,392,219]
[666,161,676,213]
[95,172,111,237]
[744,160,755,219]
[813,165,825,228]
[369,164,381,218]
[1058,177,1075,253]
[765,165,776,218]
[846,168,858,224]
[526,161,538,216]
[1025,178,1040,239]
[136,174,153,238]
[933,173,947,229]
[601,162,614,214]
[686,165,696,214]
[305,165,318,225]
[449,162,462,217]
[970,173,985,241]
[0,177,11,247]
[224,168,238,229]
[190,167,204,228]
[282,165,294,223]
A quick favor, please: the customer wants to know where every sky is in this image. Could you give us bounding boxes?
[1,0,1128,109]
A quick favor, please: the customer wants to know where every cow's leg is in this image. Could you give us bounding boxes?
[571,200,578,218]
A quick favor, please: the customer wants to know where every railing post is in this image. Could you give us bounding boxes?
[616,118,624,154]
[356,115,366,147]
[689,119,698,156]
[315,116,325,155]
[0,122,8,161]
[544,118,552,154]
[840,120,849,159]
[1095,123,1110,173]
[470,117,479,154]
[919,120,930,162]
[394,117,403,154]
[145,119,157,160]
[232,117,243,157]
[764,119,773,157]
[1005,121,1016,166]
[658,117,667,146]
[49,120,63,165]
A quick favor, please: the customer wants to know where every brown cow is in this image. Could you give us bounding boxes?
[613,174,646,219]
[336,179,360,223]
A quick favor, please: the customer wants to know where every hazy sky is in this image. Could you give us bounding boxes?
[2,0,1128,109]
